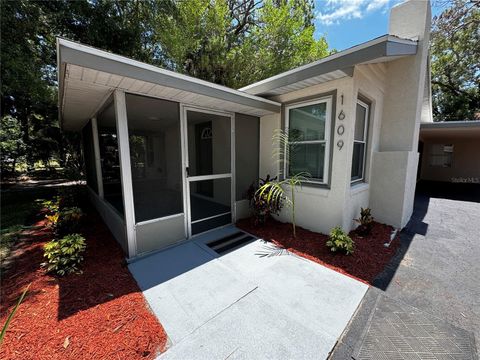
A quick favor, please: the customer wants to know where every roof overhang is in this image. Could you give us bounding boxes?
[420,121,480,140]
[57,38,281,131]
[239,35,418,97]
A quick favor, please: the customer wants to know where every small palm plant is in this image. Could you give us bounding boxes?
[256,129,310,238]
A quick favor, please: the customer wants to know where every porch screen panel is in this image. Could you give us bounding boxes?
[97,99,125,215]
[125,94,183,223]
[82,121,98,193]
[235,113,259,201]
[190,178,231,235]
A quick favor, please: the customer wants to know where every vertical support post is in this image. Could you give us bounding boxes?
[179,104,190,239]
[231,113,236,222]
[91,117,104,198]
[113,90,137,258]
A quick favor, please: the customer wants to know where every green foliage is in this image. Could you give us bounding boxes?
[257,173,308,238]
[236,0,329,88]
[326,227,354,255]
[0,0,175,176]
[354,207,374,236]
[155,0,329,88]
[431,0,479,121]
[55,207,83,237]
[45,212,60,229]
[0,283,30,345]
[0,225,24,264]
[255,128,312,237]
[0,116,26,174]
[1,188,58,263]
[1,0,330,175]
[39,196,61,214]
[247,175,284,225]
[43,234,86,276]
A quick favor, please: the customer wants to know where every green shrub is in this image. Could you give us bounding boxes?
[246,175,284,225]
[326,226,354,255]
[43,234,86,276]
[55,207,83,237]
[354,207,374,236]
[38,196,61,214]
[45,212,60,229]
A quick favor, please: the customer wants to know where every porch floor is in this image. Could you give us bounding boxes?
[128,226,368,359]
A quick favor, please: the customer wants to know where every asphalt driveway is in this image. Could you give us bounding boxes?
[331,181,480,359]
[129,226,368,359]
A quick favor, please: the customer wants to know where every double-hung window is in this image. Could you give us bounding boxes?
[285,98,332,184]
[351,100,369,183]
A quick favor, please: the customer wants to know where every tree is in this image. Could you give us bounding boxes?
[431,0,480,121]
[0,0,176,175]
[155,0,329,88]
[235,0,328,88]
[0,0,330,177]
[0,116,26,174]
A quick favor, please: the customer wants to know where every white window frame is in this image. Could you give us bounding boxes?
[428,144,453,168]
[284,97,332,185]
[351,99,369,184]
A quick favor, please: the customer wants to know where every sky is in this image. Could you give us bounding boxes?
[313,0,448,51]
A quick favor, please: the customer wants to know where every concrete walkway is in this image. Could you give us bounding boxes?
[129,226,368,359]
[331,182,480,359]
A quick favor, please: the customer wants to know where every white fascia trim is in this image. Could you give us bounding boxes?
[239,34,417,93]
[420,120,480,129]
[57,38,281,108]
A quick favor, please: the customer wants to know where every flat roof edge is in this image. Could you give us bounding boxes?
[421,121,480,129]
[57,38,281,113]
[239,34,417,95]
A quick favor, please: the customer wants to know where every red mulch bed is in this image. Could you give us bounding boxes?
[0,210,167,360]
[237,217,399,285]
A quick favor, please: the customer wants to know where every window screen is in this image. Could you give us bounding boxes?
[97,98,125,215]
[125,93,183,223]
[82,121,98,193]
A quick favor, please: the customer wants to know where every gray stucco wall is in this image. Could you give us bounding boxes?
[235,113,260,201]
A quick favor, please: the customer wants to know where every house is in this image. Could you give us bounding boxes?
[57,0,431,259]
[418,121,480,184]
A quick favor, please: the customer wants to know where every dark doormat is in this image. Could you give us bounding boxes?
[206,231,255,255]
[330,289,477,360]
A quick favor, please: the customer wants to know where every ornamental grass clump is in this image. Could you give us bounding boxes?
[326,226,354,255]
[43,234,86,276]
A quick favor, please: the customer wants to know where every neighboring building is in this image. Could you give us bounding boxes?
[57,0,433,259]
[418,121,480,184]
